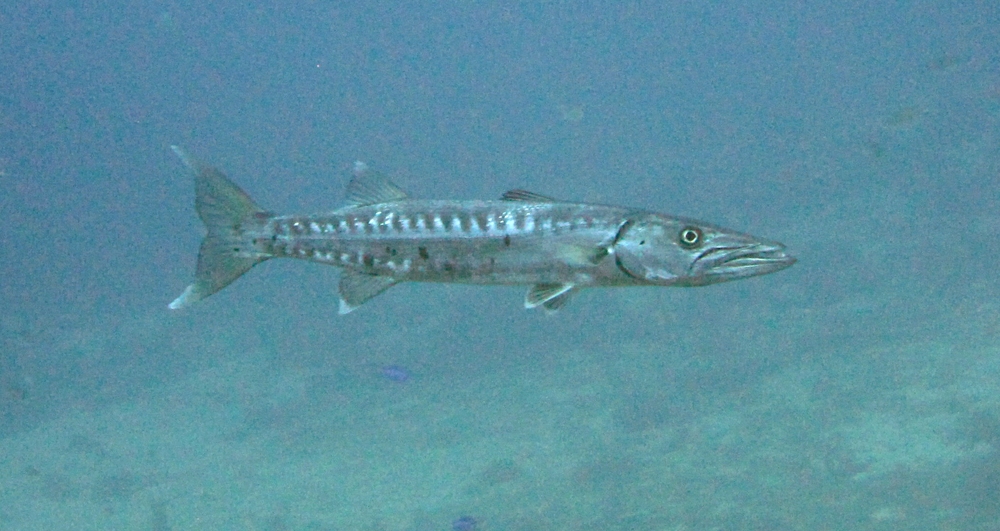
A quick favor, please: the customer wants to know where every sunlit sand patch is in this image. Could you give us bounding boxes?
[870,505,906,522]
[156,11,175,30]
[985,83,1000,102]
[558,104,585,123]
[925,52,971,72]
[883,105,925,130]
[860,139,885,159]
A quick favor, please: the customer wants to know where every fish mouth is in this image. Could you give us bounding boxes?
[690,242,796,283]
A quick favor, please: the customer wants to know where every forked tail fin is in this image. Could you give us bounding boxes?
[169,146,271,309]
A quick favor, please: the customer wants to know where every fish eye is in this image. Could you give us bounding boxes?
[679,227,702,247]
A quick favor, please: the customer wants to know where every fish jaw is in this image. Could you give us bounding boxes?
[682,239,796,286]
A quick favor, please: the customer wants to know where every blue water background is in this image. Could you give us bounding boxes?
[2,1,999,529]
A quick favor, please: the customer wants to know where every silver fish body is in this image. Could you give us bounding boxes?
[169,148,795,313]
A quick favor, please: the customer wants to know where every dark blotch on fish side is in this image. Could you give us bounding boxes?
[150,500,170,531]
[479,458,521,485]
[67,433,109,458]
[452,515,477,531]
[91,471,147,501]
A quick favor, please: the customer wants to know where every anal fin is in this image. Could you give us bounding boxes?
[338,270,398,314]
[541,287,576,312]
[525,283,576,310]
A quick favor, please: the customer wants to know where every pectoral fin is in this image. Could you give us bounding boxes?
[581,220,631,266]
[525,283,576,310]
[338,270,398,314]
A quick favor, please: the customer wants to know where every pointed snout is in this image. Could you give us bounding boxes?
[690,240,795,284]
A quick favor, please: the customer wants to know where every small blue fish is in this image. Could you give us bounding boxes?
[379,365,411,383]
[452,516,477,531]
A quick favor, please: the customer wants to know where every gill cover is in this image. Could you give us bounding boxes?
[612,215,694,285]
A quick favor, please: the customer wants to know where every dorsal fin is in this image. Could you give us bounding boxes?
[501,189,557,202]
[345,162,409,206]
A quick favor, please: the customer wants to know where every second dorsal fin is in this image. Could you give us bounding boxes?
[501,189,557,202]
[345,162,410,206]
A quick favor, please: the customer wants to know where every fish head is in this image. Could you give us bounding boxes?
[612,214,795,286]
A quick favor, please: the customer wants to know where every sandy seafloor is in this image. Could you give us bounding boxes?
[4,2,1000,529]
[2,290,999,531]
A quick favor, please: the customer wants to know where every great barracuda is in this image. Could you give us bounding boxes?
[168,147,794,314]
